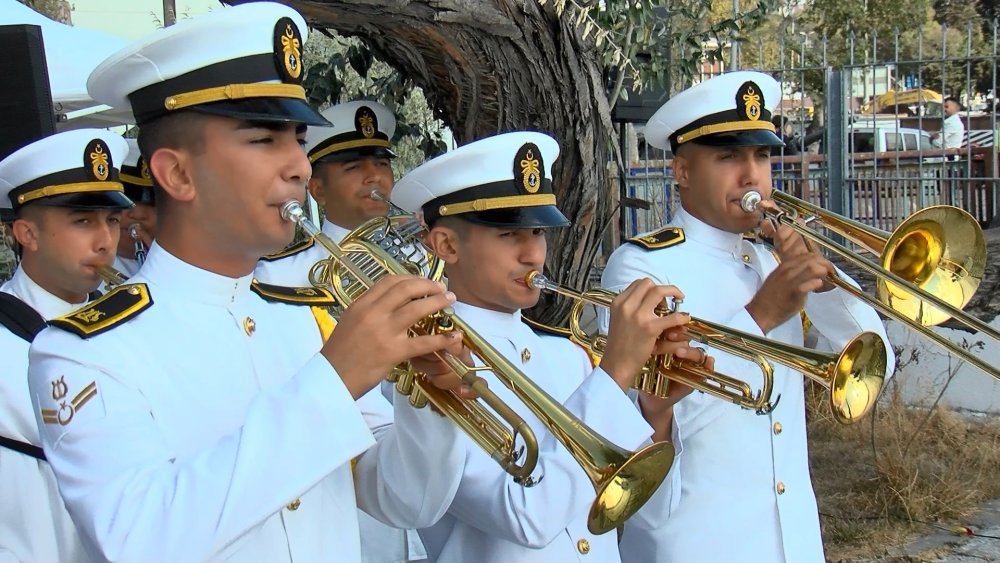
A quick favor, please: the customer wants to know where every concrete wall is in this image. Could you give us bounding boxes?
[887,319,1000,414]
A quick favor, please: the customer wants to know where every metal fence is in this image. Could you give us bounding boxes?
[617,21,1000,240]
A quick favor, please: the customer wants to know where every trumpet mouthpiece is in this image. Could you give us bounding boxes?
[523,270,549,290]
[741,191,763,213]
[279,200,304,223]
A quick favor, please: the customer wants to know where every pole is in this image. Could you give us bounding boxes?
[163,0,176,27]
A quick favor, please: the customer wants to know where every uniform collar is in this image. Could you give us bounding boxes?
[0,265,86,320]
[321,219,351,244]
[137,242,254,306]
[452,301,524,335]
[675,206,744,256]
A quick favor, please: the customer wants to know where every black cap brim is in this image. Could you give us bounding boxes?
[314,147,397,164]
[189,97,330,127]
[455,205,571,228]
[694,129,786,148]
[123,184,156,205]
[31,191,134,210]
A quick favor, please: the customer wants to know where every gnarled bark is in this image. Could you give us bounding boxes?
[228,0,615,325]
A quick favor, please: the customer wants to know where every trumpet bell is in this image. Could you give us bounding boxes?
[589,441,674,534]
[828,331,888,424]
[879,206,986,327]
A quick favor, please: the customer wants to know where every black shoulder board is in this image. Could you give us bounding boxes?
[625,227,685,250]
[250,281,338,306]
[49,284,152,339]
[259,237,315,262]
[522,315,573,339]
[0,292,46,343]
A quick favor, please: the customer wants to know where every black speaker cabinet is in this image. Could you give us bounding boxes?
[0,24,55,161]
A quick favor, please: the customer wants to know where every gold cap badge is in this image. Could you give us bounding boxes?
[737,81,763,122]
[85,139,112,181]
[356,106,378,139]
[514,142,544,194]
[273,17,303,83]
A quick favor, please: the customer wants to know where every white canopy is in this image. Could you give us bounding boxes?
[0,0,132,128]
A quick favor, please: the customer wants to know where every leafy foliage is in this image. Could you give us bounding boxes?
[544,0,778,104]
[302,32,449,176]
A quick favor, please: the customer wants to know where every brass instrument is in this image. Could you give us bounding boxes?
[525,271,889,424]
[307,190,444,290]
[742,190,1000,382]
[96,265,128,288]
[280,199,674,534]
[128,223,147,266]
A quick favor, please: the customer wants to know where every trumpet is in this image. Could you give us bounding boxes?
[96,265,128,288]
[128,223,147,266]
[742,190,1000,382]
[280,199,674,534]
[525,271,889,424]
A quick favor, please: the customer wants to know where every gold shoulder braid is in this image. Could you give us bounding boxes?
[259,237,315,262]
[49,284,153,338]
[249,280,338,306]
[522,316,600,369]
[625,227,685,250]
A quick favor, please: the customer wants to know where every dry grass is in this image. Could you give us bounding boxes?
[807,378,1000,562]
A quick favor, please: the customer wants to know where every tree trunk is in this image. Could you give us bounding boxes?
[227,0,615,325]
[18,0,72,24]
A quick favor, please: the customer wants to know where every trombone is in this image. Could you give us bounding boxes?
[742,190,1000,382]
[280,200,674,534]
[525,271,889,424]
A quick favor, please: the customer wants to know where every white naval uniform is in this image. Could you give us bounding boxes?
[0,267,90,562]
[602,207,894,563]
[255,219,429,563]
[113,255,141,278]
[418,301,675,563]
[254,219,349,287]
[26,243,466,563]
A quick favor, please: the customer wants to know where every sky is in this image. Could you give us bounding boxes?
[70,0,220,39]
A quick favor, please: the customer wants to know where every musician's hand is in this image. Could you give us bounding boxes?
[746,254,834,334]
[636,357,712,442]
[409,340,481,400]
[323,275,461,399]
[601,278,700,392]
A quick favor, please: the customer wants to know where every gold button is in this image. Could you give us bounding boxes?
[742,254,752,263]
[577,538,590,554]
[773,422,783,435]
[128,286,140,295]
[243,317,256,336]
[521,348,531,363]
[776,482,786,495]
[286,498,301,511]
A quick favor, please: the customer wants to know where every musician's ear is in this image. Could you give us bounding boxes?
[424,217,464,264]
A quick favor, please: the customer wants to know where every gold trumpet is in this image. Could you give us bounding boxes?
[742,190,1000,382]
[280,199,674,535]
[524,271,888,424]
[96,265,128,288]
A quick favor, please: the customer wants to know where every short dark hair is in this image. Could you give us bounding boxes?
[944,96,961,107]
[427,214,470,233]
[136,111,207,211]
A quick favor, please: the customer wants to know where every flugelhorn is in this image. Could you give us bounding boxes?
[525,271,888,424]
[742,190,1000,382]
[280,199,674,534]
[307,190,444,290]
